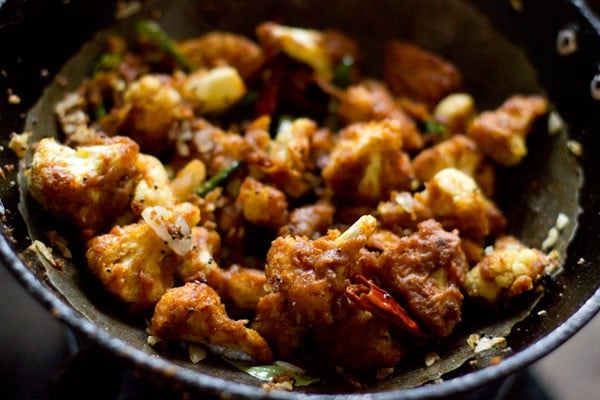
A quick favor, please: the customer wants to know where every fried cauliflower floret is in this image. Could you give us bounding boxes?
[190,119,248,175]
[237,176,289,229]
[85,203,200,307]
[467,95,548,166]
[176,66,246,114]
[257,22,332,80]
[131,154,175,215]
[464,236,556,303]
[122,74,192,154]
[412,135,495,196]
[177,32,265,79]
[247,117,317,198]
[415,168,505,239]
[337,80,423,151]
[150,282,273,364]
[383,41,461,106]
[26,136,139,231]
[263,215,377,327]
[433,93,476,135]
[278,202,335,239]
[322,119,413,204]
[314,305,404,373]
[254,215,379,360]
[210,265,268,315]
[360,220,469,337]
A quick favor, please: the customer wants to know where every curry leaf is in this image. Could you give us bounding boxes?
[136,19,192,73]
[196,161,243,197]
[225,359,320,387]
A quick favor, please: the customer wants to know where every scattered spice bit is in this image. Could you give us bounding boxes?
[47,230,73,259]
[547,111,563,135]
[8,93,21,105]
[469,359,478,367]
[577,257,585,265]
[474,336,506,353]
[188,343,207,364]
[467,333,480,349]
[147,335,162,346]
[27,240,60,269]
[537,310,547,316]
[433,378,444,384]
[40,69,50,78]
[424,352,440,367]
[566,140,582,156]
[489,356,503,365]
[541,227,559,251]
[115,0,142,19]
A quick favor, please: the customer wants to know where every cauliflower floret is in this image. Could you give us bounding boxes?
[85,203,200,307]
[26,136,139,231]
[467,95,548,166]
[433,93,476,135]
[256,22,332,80]
[359,220,469,338]
[464,236,556,303]
[337,80,423,151]
[247,117,317,198]
[177,31,265,79]
[150,282,274,363]
[122,74,192,154]
[412,135,495,196]
[383,41,462,106]
[237,176,289,230]
[278,202,335,239]
[415,168,505,239]
[322,119,413,204]
[131,154,175,215]
[176,66,246,113]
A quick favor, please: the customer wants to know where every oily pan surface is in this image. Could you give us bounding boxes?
[18,0,582,395]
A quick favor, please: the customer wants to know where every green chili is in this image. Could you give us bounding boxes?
[136,19,192,73]
[196,161,243,197]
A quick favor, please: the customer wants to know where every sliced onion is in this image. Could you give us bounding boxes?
[142,206,192,256]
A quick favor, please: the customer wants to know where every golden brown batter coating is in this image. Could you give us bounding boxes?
[467,95,548,166]
[360,220,468,338]
[337,80,423,151]
[464,236,556,303]
[237,176,289,229]
[151,282,273,364]
[178,32,265,79]
[322,119,413,204]
[26,136,139,231]
[412,134,495,196]
[85,203,200,307]
[278,202,335,239]
[383,41,462,106]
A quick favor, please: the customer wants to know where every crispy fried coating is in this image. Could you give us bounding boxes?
[86,203,199,307]
[26,136,138,231]
[415,168,505,239]
[337,80,424,151]
[211,265,267,315]
[322,119,413,204]
[412,135,495,196]
[467,95,548,166]
[120,74,192,155]
[237,176,288,229]
[361,220,468,337]
[464,236,556,303]
[314,306,404,372]
[383,41,461,106]
[190,119,249,175]
[247,118,317,198]
[178,32,265,79]
[131,154,175,215]
[151,282,273,363]
[278,202,335,239]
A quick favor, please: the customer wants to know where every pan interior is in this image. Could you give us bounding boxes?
[18,0,582,395]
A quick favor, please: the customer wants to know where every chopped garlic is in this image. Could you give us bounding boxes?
[188,343,207,364]
[555,213,570,230]
[541,227,559,251]
[8,131,31,158]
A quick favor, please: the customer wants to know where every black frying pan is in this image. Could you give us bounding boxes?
[1,0,599,398]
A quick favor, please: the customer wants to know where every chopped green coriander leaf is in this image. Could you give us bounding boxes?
[424,119,447,136]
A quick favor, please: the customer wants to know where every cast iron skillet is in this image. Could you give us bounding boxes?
[1,0,599,398]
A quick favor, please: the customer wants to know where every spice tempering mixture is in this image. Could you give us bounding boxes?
[24,20,557,381]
